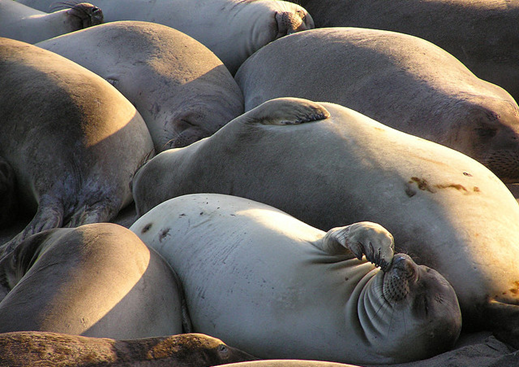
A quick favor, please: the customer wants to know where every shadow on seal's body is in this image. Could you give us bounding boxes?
[132,97,519,348]
[0,37,154,253]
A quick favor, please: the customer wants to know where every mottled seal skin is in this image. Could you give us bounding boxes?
[0,37,154,254]
[17,0,313,74]
[289,0,519,105]
[0,223,185,339]
[37,21,244,152]
[0,331,257,367]
[132,98,519,347]
[0,0,103,44]
[235,27,519,183]
[131,194,461,365]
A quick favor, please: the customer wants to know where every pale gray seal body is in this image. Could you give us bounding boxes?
[0,37,154,252]
[0,0,102,43]
[0,331,256,367]
[18,0,314,74]
[289,0,519,104]
[235,27,519,183]
[37,21,244,151]
[0,223,185,339]
[130,193,461,365]
[132,97,519,347]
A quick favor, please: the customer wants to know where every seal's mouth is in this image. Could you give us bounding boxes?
[482,149,519,183]
[382,254,418,303]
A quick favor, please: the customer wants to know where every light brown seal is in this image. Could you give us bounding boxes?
[0,0,102,43]
[0,331,257,367]
[289,0,519,104]
[17,0,314,74]
[0,37,154,253]
[37,21,244,151]
[130,193,461,365]
[235,27,519,183]
[0,223,185,339]
[131,97,519,347]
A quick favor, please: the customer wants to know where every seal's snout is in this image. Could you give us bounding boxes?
[383,254,417,302]
[274,10,314,38]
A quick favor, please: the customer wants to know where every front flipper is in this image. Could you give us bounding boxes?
[314,222,395,271]
[244,97,330,126]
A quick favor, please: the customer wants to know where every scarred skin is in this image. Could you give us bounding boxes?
[0,331,257,367]
[38,21,244,152]
[130,193,461,365]
[235,27,519,184]
[0,1,103,44]
[0,38,154,254]
[18,0,314,74]
[132,97,519,348]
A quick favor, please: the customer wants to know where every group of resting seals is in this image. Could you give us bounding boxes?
[132,98,519,349]
[1,0,519,365]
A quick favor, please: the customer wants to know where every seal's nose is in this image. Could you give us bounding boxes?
[275,10,314,38]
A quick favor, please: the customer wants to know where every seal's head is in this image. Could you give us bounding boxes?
[361,254,462,363]
[65,3,103,29]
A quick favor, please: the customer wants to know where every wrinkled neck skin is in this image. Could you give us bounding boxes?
[345,270,415,365]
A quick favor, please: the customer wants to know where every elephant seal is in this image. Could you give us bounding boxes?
[17,0,313,74]
[132,97,519,347]
[130,193,462,364]
[288,0,519,105]
[0,331,256,366]
[0,0,102,44]
[235,27,519,183]
[0,223,186,339]
[0,37,154,253]
[37,21,244,151]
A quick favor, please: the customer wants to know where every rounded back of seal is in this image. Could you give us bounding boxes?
[0,37,154,252]
[131,97,519,345]
[37,21,244,151]
[235,27,519,183]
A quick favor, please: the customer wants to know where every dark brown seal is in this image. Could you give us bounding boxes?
[0,331,257,367]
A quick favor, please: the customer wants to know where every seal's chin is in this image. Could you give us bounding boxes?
[382,254,418,303]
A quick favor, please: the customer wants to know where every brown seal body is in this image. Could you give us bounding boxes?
[0,223,184,339]
[0,37,154,253]
[132,97,519,347]
[38,21,244,151]
[0,0,102,43]
[0,331,257,367]
[290,0,519,104]
[235,27,519,183]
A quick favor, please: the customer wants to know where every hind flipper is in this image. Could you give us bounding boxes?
[0,195,63,257]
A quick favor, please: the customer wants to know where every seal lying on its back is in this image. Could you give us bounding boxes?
[289,0,519,105]
[38,21,244,151]
[0,0,102,44]
[0,331,256,367]
[132,98,519,347]
[131,194,462,365]
[17,0,313,74]
[0,37,154,253]
[0,223,185,339]
[235,27,519,183]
